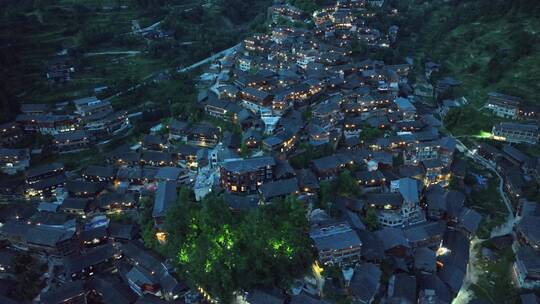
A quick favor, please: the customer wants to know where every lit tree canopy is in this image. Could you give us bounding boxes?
[166,193,313,303]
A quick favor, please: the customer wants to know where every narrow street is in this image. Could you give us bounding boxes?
[455,138,514,222]
[453,138,518,303]
[33,257,56,303]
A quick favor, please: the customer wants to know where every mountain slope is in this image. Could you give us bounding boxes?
[393,0,540,106]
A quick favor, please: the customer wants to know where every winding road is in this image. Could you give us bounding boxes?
[104,43,240,102]
[177,43,240,73]
[84,51,142,57]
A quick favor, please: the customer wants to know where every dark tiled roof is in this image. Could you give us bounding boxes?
[310,223,362,251]
[494,122,539,133]
[83,165,115,178]
[397,177,419,203]
[88,277,137,304]
[224,193,259,211]
[398,164,425,178]
[108,222,138,240]
[41,281,84,304]
[458,208,482,234]
[414,247,436,272]
[404,221,446,245]
[295,169,319,190]
[25,162,64,179]
[387,273,416,303]
[502,144,530,164]
[311,155,344,172]
[375,227,409,251]
[260,178,299,200]
[437,229,469,292]
[53,130,88,142]
[27,174,66,191]
[155,166,184,180]
[445,190,465,218]
[60,197,92,211]
[516,216,540,248]
[0,221,75,247]
[65,180,105,194]
[417,274,452,303]
[141,151,172,163]
[520,293,539,304]
[0,148,27,158]
[516,245,540,277]
[275,159,295,179]
[222,156,275,174]
[64,243,115,276]
[350,263,381,303]
[245,289,286,304]
[365,193,403,208]
[169,119,188,131]
[153,181,177,218]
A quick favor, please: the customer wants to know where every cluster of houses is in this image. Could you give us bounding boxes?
[0,154,194,302]
[46,52,76,86]
[191,0,540,302]
[484,92,540,145]
[188,1,484,303]
[0,0,538,303]
[0,96,131,175]
[477,142,540,207]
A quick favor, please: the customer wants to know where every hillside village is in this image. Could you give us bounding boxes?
[0,0,539,304]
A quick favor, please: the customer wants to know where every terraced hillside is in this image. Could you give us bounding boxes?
[0,0,271,123]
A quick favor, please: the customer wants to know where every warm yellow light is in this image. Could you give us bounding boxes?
[312,261,324,276]
[436,247,451,256]
[156,232,167,244]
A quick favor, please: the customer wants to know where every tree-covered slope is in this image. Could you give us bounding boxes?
[392,0,540,106]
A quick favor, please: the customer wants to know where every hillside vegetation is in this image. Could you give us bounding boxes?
[0,0,271,123]
[383,0,540,138]
[393,0,540,106]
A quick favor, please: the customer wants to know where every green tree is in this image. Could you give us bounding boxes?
[364,209,380,231]
[290,0,324,13]
[318,180,333,209]
[361,126,384,142]
[171,194,313,303]
[11,253,44,301]
[162,187,195,257]
[337,170,359,197]
[348,39,368,58]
